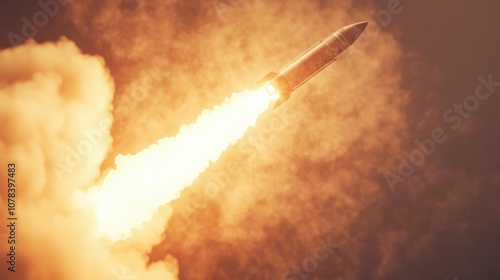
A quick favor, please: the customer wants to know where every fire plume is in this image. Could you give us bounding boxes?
[88,88,272,241]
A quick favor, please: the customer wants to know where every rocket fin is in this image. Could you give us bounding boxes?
[272,91,291,109]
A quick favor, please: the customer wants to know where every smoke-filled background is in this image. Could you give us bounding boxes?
[0,0,499,279]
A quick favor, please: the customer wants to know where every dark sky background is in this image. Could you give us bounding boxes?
[0,0,499,279]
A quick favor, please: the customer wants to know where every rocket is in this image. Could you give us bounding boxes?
[258,21,368,109]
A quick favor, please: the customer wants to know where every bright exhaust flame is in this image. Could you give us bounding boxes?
[265,83,280,100]
[88,87,273,241]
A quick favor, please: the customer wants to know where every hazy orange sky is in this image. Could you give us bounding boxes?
[0,0,499,279]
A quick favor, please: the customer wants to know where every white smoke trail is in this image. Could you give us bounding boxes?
[88,88,272,241]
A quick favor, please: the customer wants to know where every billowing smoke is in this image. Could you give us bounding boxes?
[0,39,177,279]
[65,0,412,279]
[3,0,497,279]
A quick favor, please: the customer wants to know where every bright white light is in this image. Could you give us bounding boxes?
[265,83,280,100]
[88,88,273,242]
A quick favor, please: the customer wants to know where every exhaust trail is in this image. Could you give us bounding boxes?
[88,87,273,242]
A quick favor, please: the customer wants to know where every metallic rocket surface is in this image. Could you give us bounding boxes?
[258,21,368,109]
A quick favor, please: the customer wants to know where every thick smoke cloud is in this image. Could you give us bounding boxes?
[0,39,113,279]
[66,0,415,279]
[0,39,178,280]
[1,0,498,279]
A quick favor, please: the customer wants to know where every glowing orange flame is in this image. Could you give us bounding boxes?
[88,87,273,241]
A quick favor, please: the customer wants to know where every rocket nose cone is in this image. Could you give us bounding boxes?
[355,21,369,32]
[339,21,369,46]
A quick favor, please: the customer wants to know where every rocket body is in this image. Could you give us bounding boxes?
[258,22,368,108]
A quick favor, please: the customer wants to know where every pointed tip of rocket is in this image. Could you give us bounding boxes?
[333,21,369,46]
[357,21,369,31]
[350,21,368,33]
